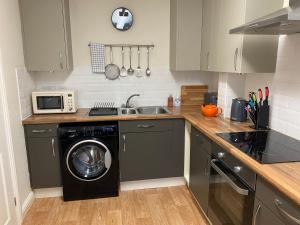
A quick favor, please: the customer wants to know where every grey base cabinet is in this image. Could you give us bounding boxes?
[253,199,285,225]
[119,119,184,182]
[189,126,211,214]
[25,124,61,188]
[254,177,300,225]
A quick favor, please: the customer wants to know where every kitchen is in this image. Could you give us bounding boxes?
[0,0,300,225]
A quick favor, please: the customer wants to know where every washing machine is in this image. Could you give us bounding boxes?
[58,122,119,201]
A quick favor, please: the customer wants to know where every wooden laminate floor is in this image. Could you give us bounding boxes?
[22,186,209,225]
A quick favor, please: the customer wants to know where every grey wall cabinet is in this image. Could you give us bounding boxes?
[253,177,300,225]
[19,0,73,72]
[25,124,61,188]
[200,0,283,73]
[119,119,184,182]
[170,0,203,71]
[189,126,211,214]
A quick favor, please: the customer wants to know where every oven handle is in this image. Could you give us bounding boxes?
[211,159,249,196]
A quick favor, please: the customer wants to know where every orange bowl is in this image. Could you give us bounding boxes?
[201,104,222,117]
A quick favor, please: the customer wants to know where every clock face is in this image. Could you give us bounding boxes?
[111,7,133,31]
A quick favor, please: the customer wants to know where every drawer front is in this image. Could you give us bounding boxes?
[119,120,173,133]
[25,124,58,138]
[191,126,212,154]
[256,177,300,224]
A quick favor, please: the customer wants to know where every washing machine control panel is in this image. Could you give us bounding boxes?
[84,126,118,136]
[59,125,118,139]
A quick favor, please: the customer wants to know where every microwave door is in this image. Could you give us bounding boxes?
[36,95,64,111]
[208,159,254,225]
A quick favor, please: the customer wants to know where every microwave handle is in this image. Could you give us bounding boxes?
[60,95,63,112]
[210,159,249,196]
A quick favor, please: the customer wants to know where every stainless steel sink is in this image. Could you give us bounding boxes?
[119,108,138,115]
[118,106,171,115]
[136,106,171,115]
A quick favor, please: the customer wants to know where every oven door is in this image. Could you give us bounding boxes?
[208,159,254,225]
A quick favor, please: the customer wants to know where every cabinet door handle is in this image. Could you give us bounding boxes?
[122,134,126,152]
[234,48,239,71]
[274,199,300,224]
[51,138,56,157]
[59,51,63,69]
[207,51,210,70]
[137,124,154,128]
[252,204,261,225]
[32,129,47,133]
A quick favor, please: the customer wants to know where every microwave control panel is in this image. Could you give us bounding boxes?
[67,93,74,111]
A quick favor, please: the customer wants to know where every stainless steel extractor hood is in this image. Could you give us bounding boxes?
[230,0,300,35]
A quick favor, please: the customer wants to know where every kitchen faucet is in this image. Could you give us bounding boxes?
[125,94,140,108]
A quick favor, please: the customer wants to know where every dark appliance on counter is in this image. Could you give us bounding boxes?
[230,98,248,122]
[58,122,119,201]
[89,102,118,116]
[208,143,256,225]
[204,92,218,105]
[89,107,118,116]
[217,130,300,164]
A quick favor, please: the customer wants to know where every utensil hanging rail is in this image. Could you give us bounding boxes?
[88,43,155,48]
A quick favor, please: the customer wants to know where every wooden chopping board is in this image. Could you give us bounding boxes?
[181,85,208,106]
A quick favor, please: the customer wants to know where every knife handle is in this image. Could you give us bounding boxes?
[265,87,269,98]
[258,89,263,100]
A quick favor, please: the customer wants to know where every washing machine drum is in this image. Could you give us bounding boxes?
[66,139,112,181]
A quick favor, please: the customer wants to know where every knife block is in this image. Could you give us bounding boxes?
[251,104,270,130]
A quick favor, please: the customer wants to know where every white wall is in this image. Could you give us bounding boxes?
[32,0,217,106]
[70,0,170,68]
[245,35,300,140]
[16,68,36,120]
[0,0,32,218]
[217,73,245,118]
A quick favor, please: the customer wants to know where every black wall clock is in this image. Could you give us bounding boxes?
[111,7,134,31]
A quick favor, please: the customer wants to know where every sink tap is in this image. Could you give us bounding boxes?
[125,94,140,108]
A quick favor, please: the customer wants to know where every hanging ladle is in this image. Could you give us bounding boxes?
[127,46,134,75]
[120,46,127,77]
[146,46,151,77]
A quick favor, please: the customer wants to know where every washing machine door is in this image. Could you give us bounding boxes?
[66,139,112,182]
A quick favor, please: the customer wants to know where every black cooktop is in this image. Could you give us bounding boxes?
[217,130,300,164]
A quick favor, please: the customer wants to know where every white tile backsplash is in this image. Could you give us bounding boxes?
[243,35,300,140]
[15,67,35,119]
[33,67,218,108]
[218,73,246,118]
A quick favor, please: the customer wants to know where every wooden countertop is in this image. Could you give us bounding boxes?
[183,113,300,206]
[22,108,185,125]
[22,106,300,205]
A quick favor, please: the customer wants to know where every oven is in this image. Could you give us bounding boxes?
[208,144,256,225]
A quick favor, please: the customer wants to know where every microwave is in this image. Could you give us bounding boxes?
[32,90,77,114]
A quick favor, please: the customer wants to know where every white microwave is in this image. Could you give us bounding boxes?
[32,90,77,114]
